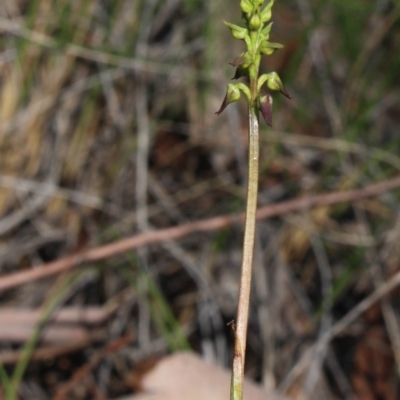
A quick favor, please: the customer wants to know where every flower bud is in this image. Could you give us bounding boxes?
[240,0,253,14]
[229,52,252,79]
[259,40,283,55]
[229,52,251,68]
[232,67,245,80]
[260,46,275,55]
[215,84,241,115]
[266,72,282,91]
[261,9,271,22]
[249,13,262,30]
[224,21,248,40]
[259,94,273,127]
[252,0,264,7]
[261,0,274,22]
[266,72,291,98]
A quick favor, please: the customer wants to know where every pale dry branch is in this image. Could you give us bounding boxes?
[0,339,95,365]
[0,175,400,292]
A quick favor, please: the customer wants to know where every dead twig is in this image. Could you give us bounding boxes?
[0,338,95,365]
[0,306,114,326]
[1,175,400,292]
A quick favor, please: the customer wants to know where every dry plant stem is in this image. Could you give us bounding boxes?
[231,104,260,399]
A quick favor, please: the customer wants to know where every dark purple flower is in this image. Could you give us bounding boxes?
[259,94,273,127]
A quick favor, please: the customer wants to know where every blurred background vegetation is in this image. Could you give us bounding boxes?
[0,0,400,399]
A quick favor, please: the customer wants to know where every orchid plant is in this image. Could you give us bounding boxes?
[215,1,290,399]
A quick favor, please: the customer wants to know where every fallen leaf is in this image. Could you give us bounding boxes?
[120,352,290,400]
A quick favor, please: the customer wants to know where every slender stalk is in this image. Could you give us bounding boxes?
[231,104,260,400]
[214,2,289,398]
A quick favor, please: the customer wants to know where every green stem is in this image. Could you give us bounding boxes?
[0,362,12,399]
[230,100,260,400]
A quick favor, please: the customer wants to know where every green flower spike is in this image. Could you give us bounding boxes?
[216,0,289,123]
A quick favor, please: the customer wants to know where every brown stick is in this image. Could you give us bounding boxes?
[1,175,400,292]
[0,339,93,365]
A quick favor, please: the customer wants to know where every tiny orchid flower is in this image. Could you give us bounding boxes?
[215,84,241,115]
[215,83,251,115]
